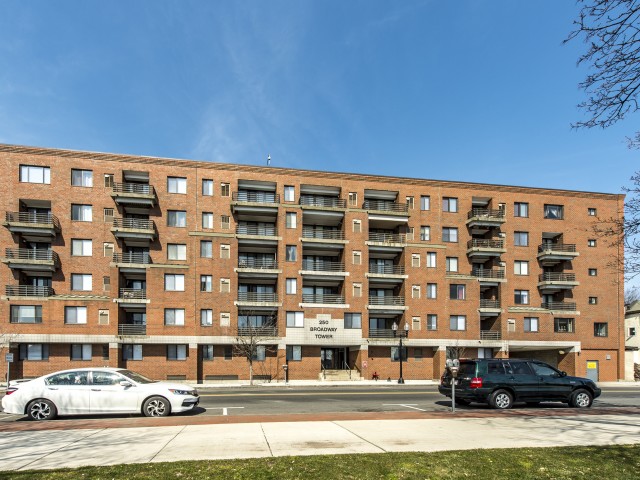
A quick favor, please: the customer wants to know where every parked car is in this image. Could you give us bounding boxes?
[1,367,199,420]
[438,358,601,409]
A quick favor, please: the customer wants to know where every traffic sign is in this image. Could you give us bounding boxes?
[5,353,13,363]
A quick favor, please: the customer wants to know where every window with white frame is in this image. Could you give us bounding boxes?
[588,239,597,247]
[514,289,529,305]
[514,202,529,217]
[252,345,266,361]
[200,275,212,292]
[20,165,50,184]
[412,285,421,299]
[514,231,529,247]
[286,345,302,361]
[165,308,185,326]
[420,226,430,241]
[420,195,430,211]
[165,274,185,291]
[348,192,358,206]
[122,344,143,360]
[544,204,564,219]
[524,317,539,332]
[554,318,575,333]
[65,306,88,324]
[406,196,414,209]
[167,344,187,360]
[71,204,92,221]
[286,278,297,294]
[220,278,230,293]
[286,245,297,262]
[220,183,230,197]
[168,176,187,194]
[427,252,437,268]
[412,253,421,268]
[167,244,187,261]
[221,215,230,229]
[201,309,213,326]
[352,250,361,265]
[103,242,114,258]
[449,315,466,331]
[450,284,466,300]
[588,207,597,216]
[353,219,361,233]
[202,179,213,196]
[10,305,43,324]
[167,210,187,227]
[286,311,304,327]
[427,314,437,330]
[442,227,458,242]
[200,240,213,258]
[286,212,297,228]
[220,312,230,326]
[71,274,92,291]
[442,197,458,212]
[19,344,49,360]
[71,239,92,256]
[344,313,361,328]
[427,283,437,299]
[220,244,230,259]
[514,260,529,276]
[71,344,92,360]
[71,169,93,187]
[103,208,114,222]
[284,186,295,202]
[412,316,421,330]
[353,283,362,297]
[202,212,213,229]
[446,257,458,272]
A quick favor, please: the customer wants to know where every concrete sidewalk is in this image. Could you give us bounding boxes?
[1,413,639,472]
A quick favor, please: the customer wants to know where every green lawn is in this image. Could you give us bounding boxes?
[2,444,639,480]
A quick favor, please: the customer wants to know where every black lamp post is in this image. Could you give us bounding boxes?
[392,321,410,384]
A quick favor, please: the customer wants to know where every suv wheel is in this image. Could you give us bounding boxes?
[490,389,513,409]
[569,389,593,408]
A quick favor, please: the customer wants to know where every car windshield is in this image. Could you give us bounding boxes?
[118,369,156,384]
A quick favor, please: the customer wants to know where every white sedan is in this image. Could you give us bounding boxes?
[1,367,199,420]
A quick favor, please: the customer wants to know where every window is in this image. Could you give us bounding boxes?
[544,204,564,220]
[202,179,213,196]
[286,278,297,294]
[252,345,266,362]
[412,317,420,330]
[286,345,302,361]
[103,208,114,222]
[102,344,109,360]
[71,169,93,187]
[450,284,466,300]
[442,197,458,212]
[200,275,212,292]
[98,310,109,325]
[589,268,598,276]
[391,346,408,362]
[71,344,92,361]
[420,195,430,211]
[348,192,357,206]
[449,315,466,331]
[20,165,50,184]
[412,254,421,268]
[200,240,213,258]
[103,276,110,292]
[71,239,92,256]
[221,215,230,229]
[344,313,361,329]
[427,283,437,299]
[19,344,49,360]
[220,278,230,293]
[286,245,297,262]
[286,311,304,327]
[588,208,597,216]
[165,274,185,291]
[353,283,362,297]
[165,309,185,326]
[71,204,92,222]
[103,242,114,258]
[427,314,437,330]
[167,177,187,194]
[220,312,230,326]
[352,251,361,265]
[122,344,143,360]
[353,220,361,233]
[200,309,213,326]
[442,227,458,243]
[167,210,187,227]
[202,345,214,360]
[589,296,598,305]
[65,306,88,324]
[514,290,529,305]
[554,318,575,333]
[224,346,233,360]
[406,196,414,209]
[514,202,529,217]
[629,327,637,336]
[167,345,187,360]
[286,212,297,229]
[220,182,230,197]
[514,261,529,276]
[104,174,114,188]
[412,285,421,299]
[167,244,187,261]
[588,239,597,247]
[284,186,295,202]
[10,305,42,324]
[446,257,458,272]
[514,231,529,246]
[414,347,423,360]
[220,244,230,259]
[420,226,430,241]
[594,322,608,337]
[524,317,539,332]
[427,252,437,268]
[71,274,92,291]
[202,212,213,229]
[406,227,414,241]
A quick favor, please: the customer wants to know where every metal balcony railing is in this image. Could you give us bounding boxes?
[300,195,346,208]
[5,211,60,229]
[471,268,505,279]
[368,328,397,338]
[301,260,346,272]
[363,200,409,213]
[480,330,501,340]
[479,299,500,309]
[467,239,505,249]
[5,285,54,297]
[232,192,280,204]
[113,252,151,264]
[467,208,505,220]
[112,217,155,230]
[237,292,278,302]
[538,243,577,253]
[368,296,405,306]
[539,272,577,282]
[236,224,277,236]
[237,325,278,337]
[119,288,147,300]
[4,248,59,262]
[301,228,345,240]
[368,232,407,244]
[301,294,345,304]
[542,301,577,311]
[118,324,147,335]
[112,182,154,195]
[237,259,278,269]
[368,264,405,275]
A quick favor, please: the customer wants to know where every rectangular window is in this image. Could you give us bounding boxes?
[220,244,230,259]
[544,204,564,220]
[220,312,230,326]
[353,283,362,298]
[554,318,575,333]
[103,208,114,223]
[589,268,598,276]
[167,244,187,261]
[412,285,421,299]
[352,251,361,265]
[442,227,458,243]
[202,179,213,196]
[427,283,437,299]
[71,274,92,291]
[391,346,408,362]
[71,239,92,256]
[412,317,420,330]
[20,165,50,184]
[420,195,430,211]
[71,344,92,361]
[420,226,430,241]
[122,344,143,360]
[103,276,110,292]
[286,311,304,327]
[71,169,93,187]
[71,204,92,222]
[102,345,109,360]
[284,186,295,202]
[412,253,421,268]
[220,278,230,293]
[588,208,597,216]
[286,345,302,361]
[406,196,414,209]
[514,231,529,246]
[103,242,114,258]
[353,219,361,233]
[167,345,187,360]
[221,183,230,197]
[414,347,423,360]
[10,305,42,324]
[200,275,212,292]
[98,309,109,325]
[589,296,598,305]
[588,239,597,247]
[104,174,114,188]
[165,274,185,291]
[446,257,458,272]
[406,226,414,241]
[442,197,458,212]
[514,202,529,217]
[167,210,187,227]
[168,177,187,194]
[449,315,466,331]
[514,261,529,276]
[594,322,608,337]
[19,344,49,360]
[286,245,297,262]
[202,345,214,360]
[427,252,437,268]
[344,313,362,329]
[427,314,437,330]
[286,278,297,294]
[200,240,213,258]
[286,212,297,229]
[252,345,266,362]
[348,192,358,206]
[450,284,466,300]
[221,215,230,229]
[201,309,213,326]
[524,317,539,332]
[202,212,213,229]
[65,306,88,324]
[221,346,232,360]
[514,290,529,305]
[165,309,185,326]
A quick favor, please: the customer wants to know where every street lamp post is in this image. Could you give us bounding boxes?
[392,321,410,384]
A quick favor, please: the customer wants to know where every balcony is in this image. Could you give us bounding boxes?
[466,208,506,228]
[3,212,60,238]
[301,227,345,241]
[466,239,506,261]
[368,328,397,339]
[113,253,151,273]
[367,264,407,283]
[300,195,346,209]
[111,218,156,242]
[479,299,501,317]
[2,248,59,272]
[480,330,502,340]
[363,200,409,215]
[236,259,280,279]
[537,243,579,265]
[235,292,280,308]
[237,325,278,337]
[368,296,407,312]
[471,268,506,283]
[538,272,579,290]
[542,301,578,313]
[367,232,407,245]
[110,182,156,207]
[5,285,54,297]
[236,224,278,238]
[115,288,149,304]
[301,294,346,305]
[232,191,280,205]
[118,324,147,336]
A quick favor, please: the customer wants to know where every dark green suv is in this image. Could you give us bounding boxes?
[438,359,601,409]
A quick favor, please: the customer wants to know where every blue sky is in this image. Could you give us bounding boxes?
[0,1,637,194]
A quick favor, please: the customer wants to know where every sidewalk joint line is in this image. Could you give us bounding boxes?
[260,424,274,457]
[332,421,387,453]
[149,425,187,463]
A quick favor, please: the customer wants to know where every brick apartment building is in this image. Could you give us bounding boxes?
[0,144,626,383]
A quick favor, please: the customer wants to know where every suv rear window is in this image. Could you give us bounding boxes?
[457,362,476,376]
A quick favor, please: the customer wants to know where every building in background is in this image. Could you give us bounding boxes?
[624,301,640,380]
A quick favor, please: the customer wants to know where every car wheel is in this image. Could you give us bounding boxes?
[27,399,57,421]
[143,396,171,417]
[454,398,471,406]
[489,389,513,409]
[570,389,593,408]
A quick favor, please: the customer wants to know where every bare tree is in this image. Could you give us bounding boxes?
[626,285,640,304]
[233,311,278,385]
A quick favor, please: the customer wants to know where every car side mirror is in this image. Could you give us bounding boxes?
[560,371,567,377]
[120,380,133,387]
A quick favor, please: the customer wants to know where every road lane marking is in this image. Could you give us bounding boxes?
[199,391,440,398]
[204,407,245,416]
[383,404,428,412]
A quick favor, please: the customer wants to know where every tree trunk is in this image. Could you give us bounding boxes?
[249,361,254,386]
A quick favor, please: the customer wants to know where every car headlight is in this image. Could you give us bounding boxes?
[169,389,194,396]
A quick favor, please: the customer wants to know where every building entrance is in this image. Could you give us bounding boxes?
[321,347,348,370]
